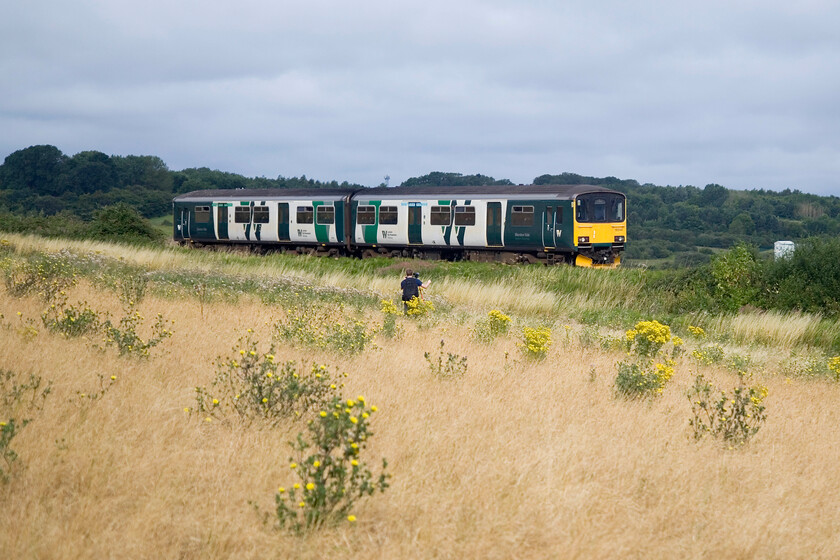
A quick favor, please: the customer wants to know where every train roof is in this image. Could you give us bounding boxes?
[173,184,623,203]
[173,188,357,202]
[354,184,622,200]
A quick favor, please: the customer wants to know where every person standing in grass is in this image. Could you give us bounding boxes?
[401,269,428,312]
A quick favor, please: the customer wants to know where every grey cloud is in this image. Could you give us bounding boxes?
[1,0,838,194]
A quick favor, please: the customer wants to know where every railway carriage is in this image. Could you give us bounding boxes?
[172,184,626,266]
[349,185,625,266]
[173,188,355,254]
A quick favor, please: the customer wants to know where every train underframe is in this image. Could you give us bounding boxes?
[180,240,621,267]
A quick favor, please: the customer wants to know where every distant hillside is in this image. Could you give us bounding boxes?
[2,145,840,265]
[0,145,366,220]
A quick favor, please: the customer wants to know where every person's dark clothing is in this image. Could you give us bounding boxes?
[401,277,422,302]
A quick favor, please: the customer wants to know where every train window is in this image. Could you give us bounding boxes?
[253,206,270,224]
[430,205,452,226]
[593,198,607,221]
[316,205,335,225]
[379,206,398,225]
[357,205,376,225]
[576,194,626,223]
[511,206,534,226]
[454,206,476,226]
[297,206,314,224]
[575,200,587,221]
[194,206,211,223]
[611,198,625,221]
[234,206,251,223]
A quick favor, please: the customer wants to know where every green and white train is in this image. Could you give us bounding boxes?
[173,184,627,266]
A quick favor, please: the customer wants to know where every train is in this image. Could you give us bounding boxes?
[172,184,626,266]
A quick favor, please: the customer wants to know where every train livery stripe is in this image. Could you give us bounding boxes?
[456,199,470,246]
[363,200,381,245]
[439,200,453,245]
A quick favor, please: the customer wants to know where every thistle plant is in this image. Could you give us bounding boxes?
[0,369,52,482]
[101,308,174,357]
[275,395,389,532]
[688,372,768,447]
[424,339,468,379]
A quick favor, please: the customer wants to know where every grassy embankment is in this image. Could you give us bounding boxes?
[2,233,840,559]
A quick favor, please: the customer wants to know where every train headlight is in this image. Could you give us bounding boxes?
[614,236,625,243]
[577,236,590,244]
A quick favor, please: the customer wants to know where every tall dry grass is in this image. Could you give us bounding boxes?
[2,266,840,559]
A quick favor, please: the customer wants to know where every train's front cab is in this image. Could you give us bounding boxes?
[572,191,626,267]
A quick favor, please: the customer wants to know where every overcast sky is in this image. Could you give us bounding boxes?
[2,1,839,195]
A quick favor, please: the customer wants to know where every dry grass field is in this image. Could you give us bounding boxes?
[2,236,840,559]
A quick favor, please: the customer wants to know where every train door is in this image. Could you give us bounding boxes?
[278,203,290,241]
[179,207,191,240]
[408,203,422,244]
[544,205,555,249]
[217,205,229,240]
[486,202,502,246]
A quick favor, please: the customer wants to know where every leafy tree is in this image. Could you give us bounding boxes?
[61,150,118,195]
[401,172,513,187]
[700,183,729,207]
[0,145,68,196]
[729,212,756,236]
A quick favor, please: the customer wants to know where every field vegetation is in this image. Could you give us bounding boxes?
[2,233,840,558]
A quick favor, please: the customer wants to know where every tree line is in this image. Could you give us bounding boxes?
[2,145,840,266]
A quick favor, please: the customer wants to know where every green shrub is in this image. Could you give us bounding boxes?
[763,237,840,315]
[88,202,163,244]
[101,308,173,357]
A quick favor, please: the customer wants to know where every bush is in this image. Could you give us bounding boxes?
[473,309,511,344]
[762,237,840,315]
[709,243,762,312]
[194,332,340,424]
[688,372,767,447]
[275,305,377,356]
[275,395,389,532]
[88,202,163,244]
